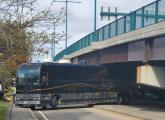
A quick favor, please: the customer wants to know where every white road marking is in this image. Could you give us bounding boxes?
[29,109,38,120]
[38,111,49,120]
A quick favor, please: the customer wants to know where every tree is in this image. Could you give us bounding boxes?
[0,0,66,87]
[0,61,15,89]
[0,0,66,56]
[0,22,30,89]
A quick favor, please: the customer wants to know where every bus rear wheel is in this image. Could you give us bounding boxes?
[116,94,123,104]
[123,95,130,105]
[51,96,57,109]
[88,104,93,107]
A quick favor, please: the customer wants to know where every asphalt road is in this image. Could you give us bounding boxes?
[11,105,142,120]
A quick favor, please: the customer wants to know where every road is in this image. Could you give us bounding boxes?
[11,105,142,120]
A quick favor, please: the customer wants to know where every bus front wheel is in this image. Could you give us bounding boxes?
[51,96,57,109]
[30,106,35,110]
[42,106,47,110]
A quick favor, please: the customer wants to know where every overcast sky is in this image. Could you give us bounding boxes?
[34,0,155,62]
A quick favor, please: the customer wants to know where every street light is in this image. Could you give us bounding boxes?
[52,0,81,55]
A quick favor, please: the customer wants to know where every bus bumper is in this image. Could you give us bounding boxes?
[15,100,40,105]
[15,94,41,106]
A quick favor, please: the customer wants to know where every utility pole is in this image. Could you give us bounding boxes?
[51,22,56,60]
[100,6,128,21]
[94,0,97,42]
[52,0,81,55]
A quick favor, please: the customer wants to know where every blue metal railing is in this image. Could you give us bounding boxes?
[54,0,165,61]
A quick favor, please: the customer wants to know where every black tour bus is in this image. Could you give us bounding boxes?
[15,62,131,109]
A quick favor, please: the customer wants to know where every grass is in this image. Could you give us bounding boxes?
[0,100,10,120]
[0,88,14,120]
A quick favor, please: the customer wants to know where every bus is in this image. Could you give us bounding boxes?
[15,62,130,109]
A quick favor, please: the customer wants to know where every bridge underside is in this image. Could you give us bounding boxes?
[70,35,165,100]
[71,35,165,65]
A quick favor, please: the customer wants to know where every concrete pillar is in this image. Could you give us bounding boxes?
[137,65,165,89]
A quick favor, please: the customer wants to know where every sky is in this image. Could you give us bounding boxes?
[33,0,155,62]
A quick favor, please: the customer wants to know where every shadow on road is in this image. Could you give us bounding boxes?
[129,99,165,112]
[32,104,93,111]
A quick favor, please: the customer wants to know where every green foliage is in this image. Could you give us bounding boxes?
[0,21,31,59]
[0,101,10,120]
[0,63,13,89]
[0,21,30,88]
[0,0,65,89]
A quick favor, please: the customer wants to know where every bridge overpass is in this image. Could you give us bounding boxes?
[54,0,165,64]
[54,0,165,98]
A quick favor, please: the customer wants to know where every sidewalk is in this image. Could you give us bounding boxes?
[94,104,165,120]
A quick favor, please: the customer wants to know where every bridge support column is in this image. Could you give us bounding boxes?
[137,65,165,90]
[144,39,154,63]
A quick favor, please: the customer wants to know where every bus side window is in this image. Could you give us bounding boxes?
[41,72,48,85]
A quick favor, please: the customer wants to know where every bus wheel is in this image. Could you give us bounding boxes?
[117,94,123,104]
[88,104,93,107]
[42,106,47,110]
[123,95,130,105]
[51,96,57,109]
[30,106,35,110]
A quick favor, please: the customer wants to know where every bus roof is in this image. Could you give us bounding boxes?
[41,62,103,67]
[18,62,104,69]
[18,63,41,69]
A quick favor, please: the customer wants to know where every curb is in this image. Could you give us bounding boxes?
[8,101,13,120]
[94,106,151,120]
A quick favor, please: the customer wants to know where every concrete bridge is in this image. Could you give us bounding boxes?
[54,0,165,65]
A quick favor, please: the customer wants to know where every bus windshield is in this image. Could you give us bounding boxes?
[17,66,40,86]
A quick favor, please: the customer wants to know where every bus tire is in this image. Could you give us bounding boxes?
[51,96,57,109]
[88,104,93,107]
[30,106,35,110]
[117,94,123,104]
[123,95,130,105]
[42,106,47,110]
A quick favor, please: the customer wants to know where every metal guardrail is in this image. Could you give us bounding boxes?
[54,0,165,61]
